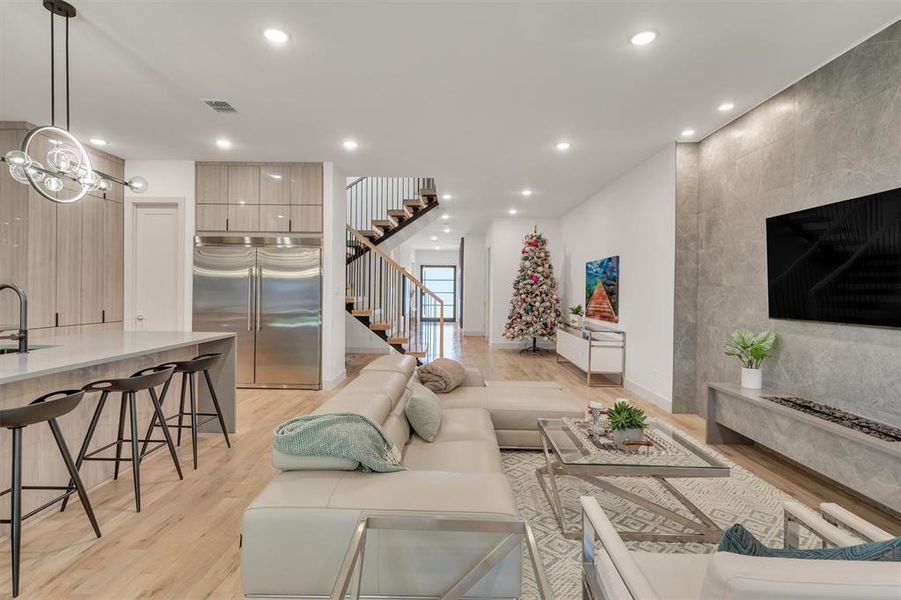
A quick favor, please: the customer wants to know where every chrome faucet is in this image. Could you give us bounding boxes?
[0,284,28,353]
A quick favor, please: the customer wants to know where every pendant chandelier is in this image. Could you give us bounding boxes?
[0,0,147,203]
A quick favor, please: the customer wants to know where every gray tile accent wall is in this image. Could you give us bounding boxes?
[673,143,700,414]
[674,20,901,425]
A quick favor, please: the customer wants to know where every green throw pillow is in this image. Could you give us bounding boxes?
[405,382,442,442]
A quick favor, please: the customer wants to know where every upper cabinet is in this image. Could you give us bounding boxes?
[228,166,260,205]
[194,162,323,234]
[196,165,228,204]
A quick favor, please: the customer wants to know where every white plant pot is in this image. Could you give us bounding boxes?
[741,367,762,389]
[569,315,582,327]
[612,428,644,447]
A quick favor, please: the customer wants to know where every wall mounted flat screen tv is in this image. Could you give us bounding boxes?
[766,187,901,328]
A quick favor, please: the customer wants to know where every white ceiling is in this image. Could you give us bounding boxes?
[2,1,900,249]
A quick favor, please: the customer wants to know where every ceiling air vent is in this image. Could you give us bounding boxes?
[203,99,237,113]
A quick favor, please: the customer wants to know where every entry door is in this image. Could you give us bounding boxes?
[420,265,456,322]
[132,203,182,331]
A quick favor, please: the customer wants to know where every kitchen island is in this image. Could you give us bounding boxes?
[0,330,236,526]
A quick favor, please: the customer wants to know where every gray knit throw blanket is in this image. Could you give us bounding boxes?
[272,413,405,473]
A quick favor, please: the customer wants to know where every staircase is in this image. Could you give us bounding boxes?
[345,177,445,361]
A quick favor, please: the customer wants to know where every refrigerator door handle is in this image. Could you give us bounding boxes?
[256,265,263,331]
[247,266,254,331]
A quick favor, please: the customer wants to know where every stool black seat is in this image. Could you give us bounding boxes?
[61,365,182,514]
[0,390,101,597]
[141,353,230,470]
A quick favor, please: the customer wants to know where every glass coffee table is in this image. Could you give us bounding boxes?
[537,417,731,542]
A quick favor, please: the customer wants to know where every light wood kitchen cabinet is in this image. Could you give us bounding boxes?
[259,205,291,232]
[24,131,58,329]
[196,205,228,231]
[260,165,290,204]
[289,163,323,205]
[80,196,105,324]
[228,166,260,205]
[103,199,124,322]
[106,159,124,204]
[228,204,259,231]
[290,205,323,233]
[56,201,83,326]
[196,164,228,204]
[0,128,29,327]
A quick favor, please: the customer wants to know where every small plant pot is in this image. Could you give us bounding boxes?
[741,367,762,389]
[612,428,644,448]
[569,315,582,327]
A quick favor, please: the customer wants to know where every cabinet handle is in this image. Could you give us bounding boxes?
[54,312,59,327]
[226,217,229,231]
[256,266,263,331]
[102,309,106,323]
[247,267,254,331]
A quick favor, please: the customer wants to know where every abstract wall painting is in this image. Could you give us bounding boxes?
[585,256,620,323]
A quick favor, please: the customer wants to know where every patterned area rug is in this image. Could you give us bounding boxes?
[503,442,816,599]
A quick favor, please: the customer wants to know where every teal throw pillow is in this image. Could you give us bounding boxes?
[718,524,901,561]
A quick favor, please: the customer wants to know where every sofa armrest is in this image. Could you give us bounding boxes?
[581,497,658,600]
[819,503,894,542]
[461,366,486,387]
[783,500,861,549]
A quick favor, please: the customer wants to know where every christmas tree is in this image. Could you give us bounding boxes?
[502,228,561,353]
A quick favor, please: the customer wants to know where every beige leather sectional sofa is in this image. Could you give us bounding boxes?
[242,354,584,599]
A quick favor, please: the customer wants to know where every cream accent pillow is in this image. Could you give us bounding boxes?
[405,382,442,442]
[418,358,467,393]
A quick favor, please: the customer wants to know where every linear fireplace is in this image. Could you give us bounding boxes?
[761,396,901,442]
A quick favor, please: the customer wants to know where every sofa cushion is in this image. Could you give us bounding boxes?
[418,358,467,393]
[407,408,497,445]
[271,449,359,472]
[405,383,443,441]
[361,354,418,378]
[631,552,709,600]
[441,386,585,430]
[403,440,503,473]
[700,551,901,599]
[313,390,393,424]
[343,371,409,405]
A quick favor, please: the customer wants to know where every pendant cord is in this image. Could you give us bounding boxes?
[66,15,70,130]
[50,11,55,127]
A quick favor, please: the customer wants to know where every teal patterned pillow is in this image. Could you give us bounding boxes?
[718,524,901,561]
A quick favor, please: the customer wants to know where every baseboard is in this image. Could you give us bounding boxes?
[624,378,672,412]
[463,330,485,337]
[321,370,347,390]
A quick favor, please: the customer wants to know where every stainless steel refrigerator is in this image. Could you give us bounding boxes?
[193,236,321,389]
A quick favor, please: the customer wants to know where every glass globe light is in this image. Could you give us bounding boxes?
[79,170,101,191]
[98,178,112,192]
[47,147,80,174]
[26,161,46,183]
[9,164,28,184]
[127,176,148,193]
[44,176,64,193]
[4,150,31,168]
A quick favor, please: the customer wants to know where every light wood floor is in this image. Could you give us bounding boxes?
[0,333,897,599]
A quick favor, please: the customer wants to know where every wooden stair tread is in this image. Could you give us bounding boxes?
[386,337,408,345]
[387,208,413,219]
[359,229,383,238]
[344,296,355,303]
[406,351,427,358]
[403,198,425,210]
[351,309,372,317]
[369,322,390,331]
[420,187,437,199]
[372,218,398,229]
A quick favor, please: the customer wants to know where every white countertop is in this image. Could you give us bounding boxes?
[0,330,235,385]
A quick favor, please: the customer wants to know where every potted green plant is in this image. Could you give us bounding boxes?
[723,328,776,389]
[568,304,584,327]
[607,400,648,447]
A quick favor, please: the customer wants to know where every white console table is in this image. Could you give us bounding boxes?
[556,323,625,387]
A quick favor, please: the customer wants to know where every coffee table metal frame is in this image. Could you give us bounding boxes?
[536,417,730,542]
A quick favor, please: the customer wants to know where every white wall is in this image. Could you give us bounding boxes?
[462,234,486,336]
[559,144,676,409]
[123,160,195,331]
[322,162,347,389]
[486,218,562,347]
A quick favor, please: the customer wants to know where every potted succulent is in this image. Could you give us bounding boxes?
[607,400,648,447]
[723,328,776,389]
[568,304,584,327]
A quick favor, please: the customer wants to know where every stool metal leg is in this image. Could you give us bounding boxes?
[140,376,172,459]
[10,427,22,598]
[189,372,198,470]
[61,391,109,512]
[203,369,231,448]
[113,393,127,480]
[176,373,187,446]
[128,392,142,512]
[48,417,101,538]
[148,387,183,480]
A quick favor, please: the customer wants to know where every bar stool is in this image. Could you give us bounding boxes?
[61,365,182,514]
[141,353,231,470]
[0,390,102,597]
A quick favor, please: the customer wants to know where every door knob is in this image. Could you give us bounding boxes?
[136,315,144,321]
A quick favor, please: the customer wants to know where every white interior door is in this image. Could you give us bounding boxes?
[131,202,183,331]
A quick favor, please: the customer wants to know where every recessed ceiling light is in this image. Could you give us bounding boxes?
[434,246,440,250]
[277,214,284,219]
[431,236,438,241]
[263,29,289,44]
[443,227,450,233]
[441,214,449,220]
[681,129,696,137]
[630,30,657,46]
[718,102,735,112]
[508,208,518,215]
[89,138,108,146]
[442,193,452,200]
[216,138,232,150]
[268,173,282,180]
[521,189,532,197]
[342,139,358,151]
[555,141,571,151]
